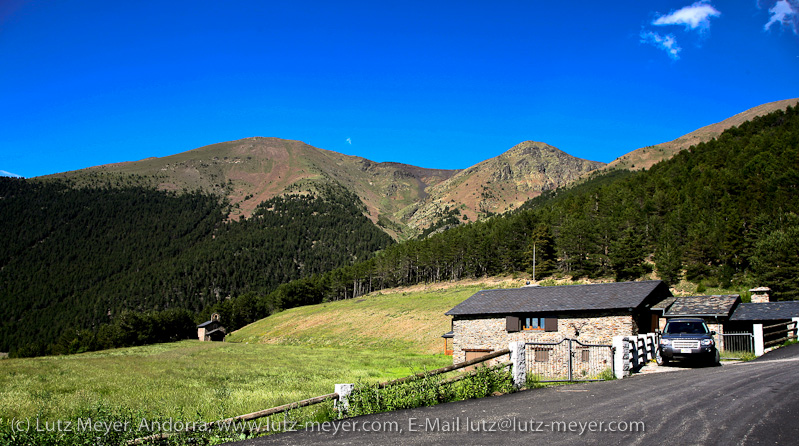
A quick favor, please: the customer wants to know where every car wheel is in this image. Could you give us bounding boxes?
[656,349,668,366]
[712,350,721,367]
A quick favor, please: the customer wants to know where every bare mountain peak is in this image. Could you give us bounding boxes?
[404,141,605,231]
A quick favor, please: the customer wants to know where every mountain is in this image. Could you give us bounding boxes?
[11,99,799,357]
[245,103,799,322]
[47,137,605,237]
[606,98,799,171]
[47,138,458,237]
[36,98,799,238]
[402,141,604,231]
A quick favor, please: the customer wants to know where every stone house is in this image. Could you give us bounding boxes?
[197,313,226,342]
[444,280,672,365]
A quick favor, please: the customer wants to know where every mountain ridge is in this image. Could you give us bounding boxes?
[45,137,602,237]
[41,98,799,237]
[606,98,799,171]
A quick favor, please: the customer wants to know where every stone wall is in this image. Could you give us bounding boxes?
[452,311,638,364]
[707,321,724,350]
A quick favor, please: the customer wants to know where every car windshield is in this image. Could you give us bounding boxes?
[664,321,708,334]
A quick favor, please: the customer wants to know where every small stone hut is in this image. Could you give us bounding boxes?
[197,313,226,342]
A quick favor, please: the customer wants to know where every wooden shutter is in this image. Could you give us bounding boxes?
[544,316,558,332]
[506,315,520,332]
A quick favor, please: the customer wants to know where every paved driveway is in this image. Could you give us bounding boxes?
[228,344,799,445]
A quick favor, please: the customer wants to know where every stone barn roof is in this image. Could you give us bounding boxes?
[445,280,671,316]
[664,295,741,318]
[730,301,799,321]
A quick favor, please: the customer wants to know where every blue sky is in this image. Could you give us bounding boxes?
[1,1,797,178]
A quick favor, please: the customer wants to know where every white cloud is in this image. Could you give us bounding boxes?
[0,170,22,178]
[763,0,799,34]
[641,30,682,60]
[653,1,721,31]
[346,137,352,145]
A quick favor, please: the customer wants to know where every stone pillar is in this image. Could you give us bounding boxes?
[753,324,764,357]
[792,318,799,342]
[335,383,354,414]
[509,341,526,389]
[612,336,628,379]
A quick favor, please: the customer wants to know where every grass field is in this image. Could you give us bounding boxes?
[0,341,450,422]
[2,281,516,425]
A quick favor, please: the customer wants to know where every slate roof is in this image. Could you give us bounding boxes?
[652,296,678,311]
[445,280,670,316]
[729,301,799,321]
[664,295,740,317]
[197,320,219,328]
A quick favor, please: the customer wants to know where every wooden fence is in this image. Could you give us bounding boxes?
[128,348,511,444]
[763,320,798,348]
[612,333,658,379]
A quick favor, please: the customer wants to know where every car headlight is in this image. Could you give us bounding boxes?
[660,339,671,345]
[701,338,714,346]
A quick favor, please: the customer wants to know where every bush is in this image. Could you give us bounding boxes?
[346,364,514,417]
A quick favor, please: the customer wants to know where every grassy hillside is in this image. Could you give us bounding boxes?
[227,282,518,353]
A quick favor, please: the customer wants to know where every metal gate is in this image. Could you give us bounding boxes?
[525,338,613,382]
[722,332,754,353]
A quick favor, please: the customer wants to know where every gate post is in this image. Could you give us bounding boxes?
[567,339,573,382]
[612,336,628,379]
[509,342,526,389]
[753,324,764,357]
[334,383,354,414]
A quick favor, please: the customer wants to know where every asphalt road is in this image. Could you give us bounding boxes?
[227,344,799,445]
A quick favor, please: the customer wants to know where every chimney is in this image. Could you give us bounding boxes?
[749,287,772,303]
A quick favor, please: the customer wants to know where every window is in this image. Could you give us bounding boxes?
[664,321,709,335]
[581,349,590,363]
[506,315,558,333]
[523,317,544,330]
[534,348,550,362]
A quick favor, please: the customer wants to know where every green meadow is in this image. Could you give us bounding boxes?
[0,282,504,424]
[0,340,450,423]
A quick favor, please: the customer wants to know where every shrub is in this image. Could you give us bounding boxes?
[345,364,514,417]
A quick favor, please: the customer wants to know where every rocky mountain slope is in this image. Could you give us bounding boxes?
[402,141,604,229]
[47,138,458,237]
